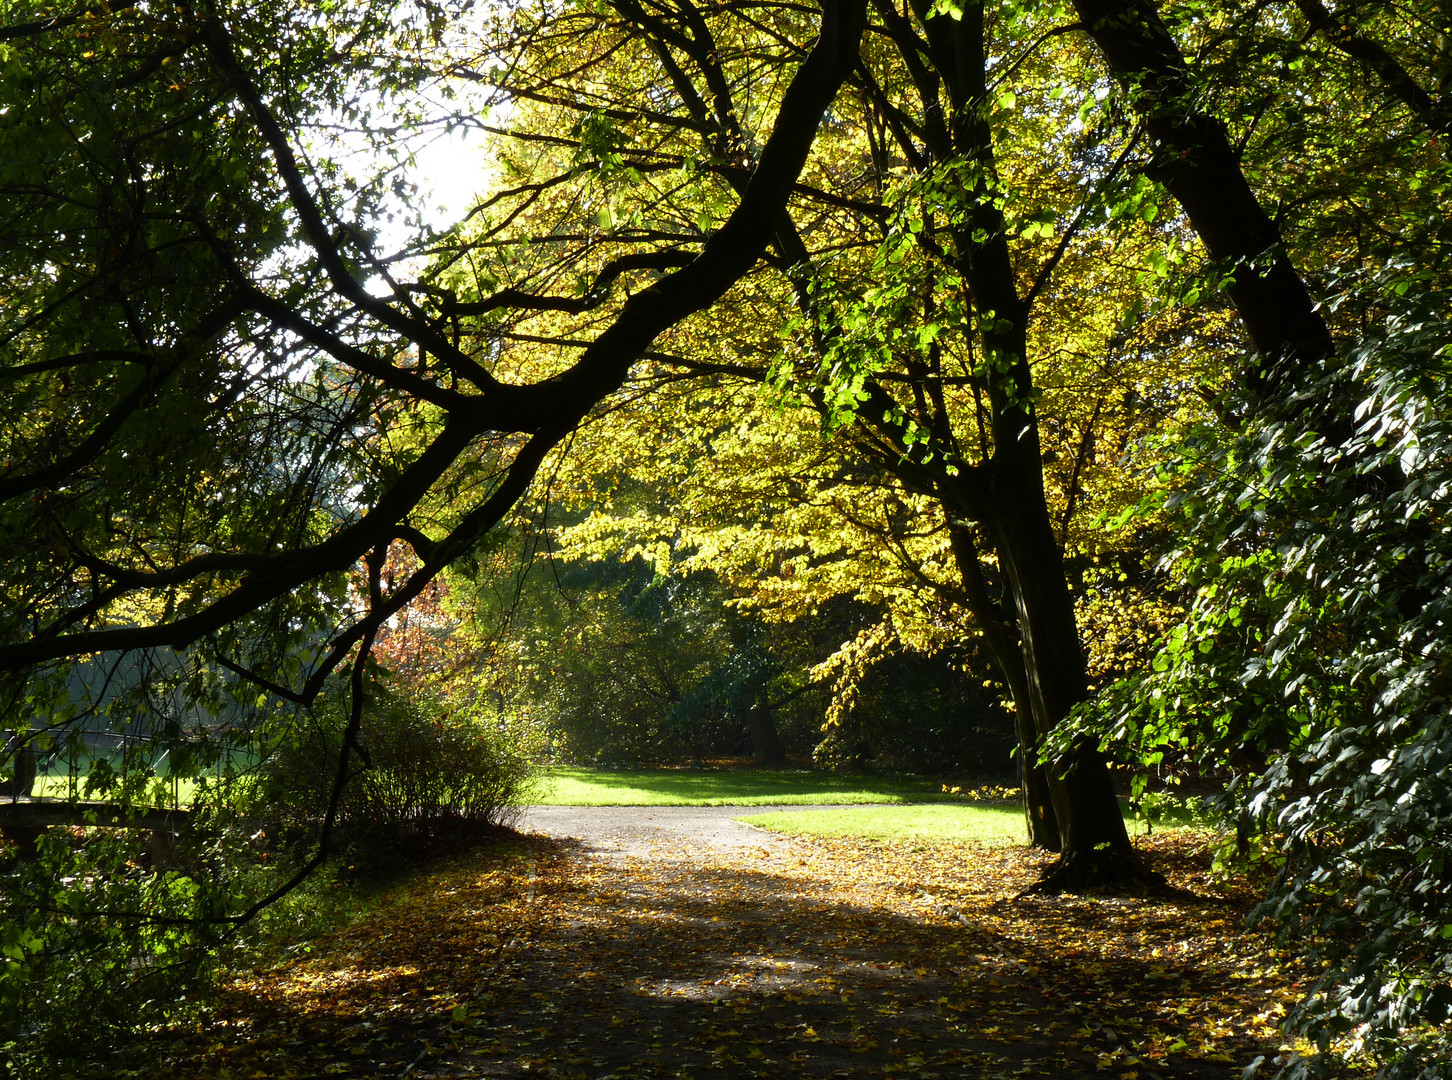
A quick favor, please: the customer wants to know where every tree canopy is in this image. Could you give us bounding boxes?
[0,0,866,843]
[2,0,1451,1073]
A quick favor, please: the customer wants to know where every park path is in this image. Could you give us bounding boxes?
[517,803,828,857]
[385,807,1292,1079]
[162,810,1317,1080]
[451,804,1090,1079]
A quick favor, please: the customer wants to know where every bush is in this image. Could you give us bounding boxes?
[0,684,529,1078]
[252,686,532,848]
[1,806,246,1077]
[1065,284,1452,1079]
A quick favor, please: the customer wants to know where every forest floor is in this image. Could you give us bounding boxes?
[121,807,1356,1080]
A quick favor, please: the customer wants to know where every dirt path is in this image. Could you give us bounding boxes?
[464,809,1077,1079]
[149,812,1322,1080]
[517,803,823,858]
[406,810,1294,1079]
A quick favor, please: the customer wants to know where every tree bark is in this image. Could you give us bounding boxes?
[987,490,1140,889]
[981,359,1140,888]
[2,730,37,801]
[1069,0,1335,392]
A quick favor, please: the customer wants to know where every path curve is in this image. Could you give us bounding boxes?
[153,807,1301,1080]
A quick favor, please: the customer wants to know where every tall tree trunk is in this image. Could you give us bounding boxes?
[979,332,1139,888]
[1069,0,1335,391]
[988,485,1140,889]
[928,0,1142,887]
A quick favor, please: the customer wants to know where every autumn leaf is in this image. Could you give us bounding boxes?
[109,830,1364,1079]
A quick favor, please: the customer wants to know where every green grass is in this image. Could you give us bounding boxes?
[742,798,1205,844]
[32,773,80,799]
[28,760,251,806]
[31,771,204,804]
[530,766,958,806]
[741,803,1029,845]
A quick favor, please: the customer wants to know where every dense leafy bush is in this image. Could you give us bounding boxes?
[1067,290,1452,1078]
[252,686,531,845]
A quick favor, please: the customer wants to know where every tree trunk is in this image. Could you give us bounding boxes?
[946,523,1060,850]
[986,405,1142,890]
[840,0,1147,885]
[746,692,786,765]
[1069,0,1335,391]
[2,730,36,801]
[928,0,1143,889]
[1013,689,1062,851]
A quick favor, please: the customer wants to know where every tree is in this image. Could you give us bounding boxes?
[456,0,1328,880]
[0,0,865,775]
[0,0,867,1049]
[4,0,1448,1060]
[445,0,1067,866]
[436,0,1450,894]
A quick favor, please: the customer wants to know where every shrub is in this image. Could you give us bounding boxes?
[1,808,245,1077]
[252,686,532,847]
[1064,284,1452,1079]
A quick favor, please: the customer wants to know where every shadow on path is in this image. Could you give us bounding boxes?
[149,810,1312,1079]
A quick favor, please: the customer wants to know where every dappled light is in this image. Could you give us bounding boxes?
[3,0,1449,1071]
[116,827,1327,1079]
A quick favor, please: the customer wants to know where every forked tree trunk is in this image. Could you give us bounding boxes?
[943,416,1143,888]
[977,313,1141,888]
[848,0,1148,886]
[929,0,1146,890]
[989,484,1141,890]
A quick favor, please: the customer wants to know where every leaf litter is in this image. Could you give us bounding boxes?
[115,829,1363,1079]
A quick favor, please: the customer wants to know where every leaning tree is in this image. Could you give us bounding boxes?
[0,0,863,808]
[0,0,864,1042]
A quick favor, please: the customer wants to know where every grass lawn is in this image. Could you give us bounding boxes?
[530,766,963,806]
[32,773,79,800]
[28,762,247,805]
[741,797,1202,844]
[741,803,1029,845]
[31,771,203,804]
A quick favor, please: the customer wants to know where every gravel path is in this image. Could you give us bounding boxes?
[516,804,823,858]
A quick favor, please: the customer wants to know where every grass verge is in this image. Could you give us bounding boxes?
[530,766,963,806]
[741,803,1029,845]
